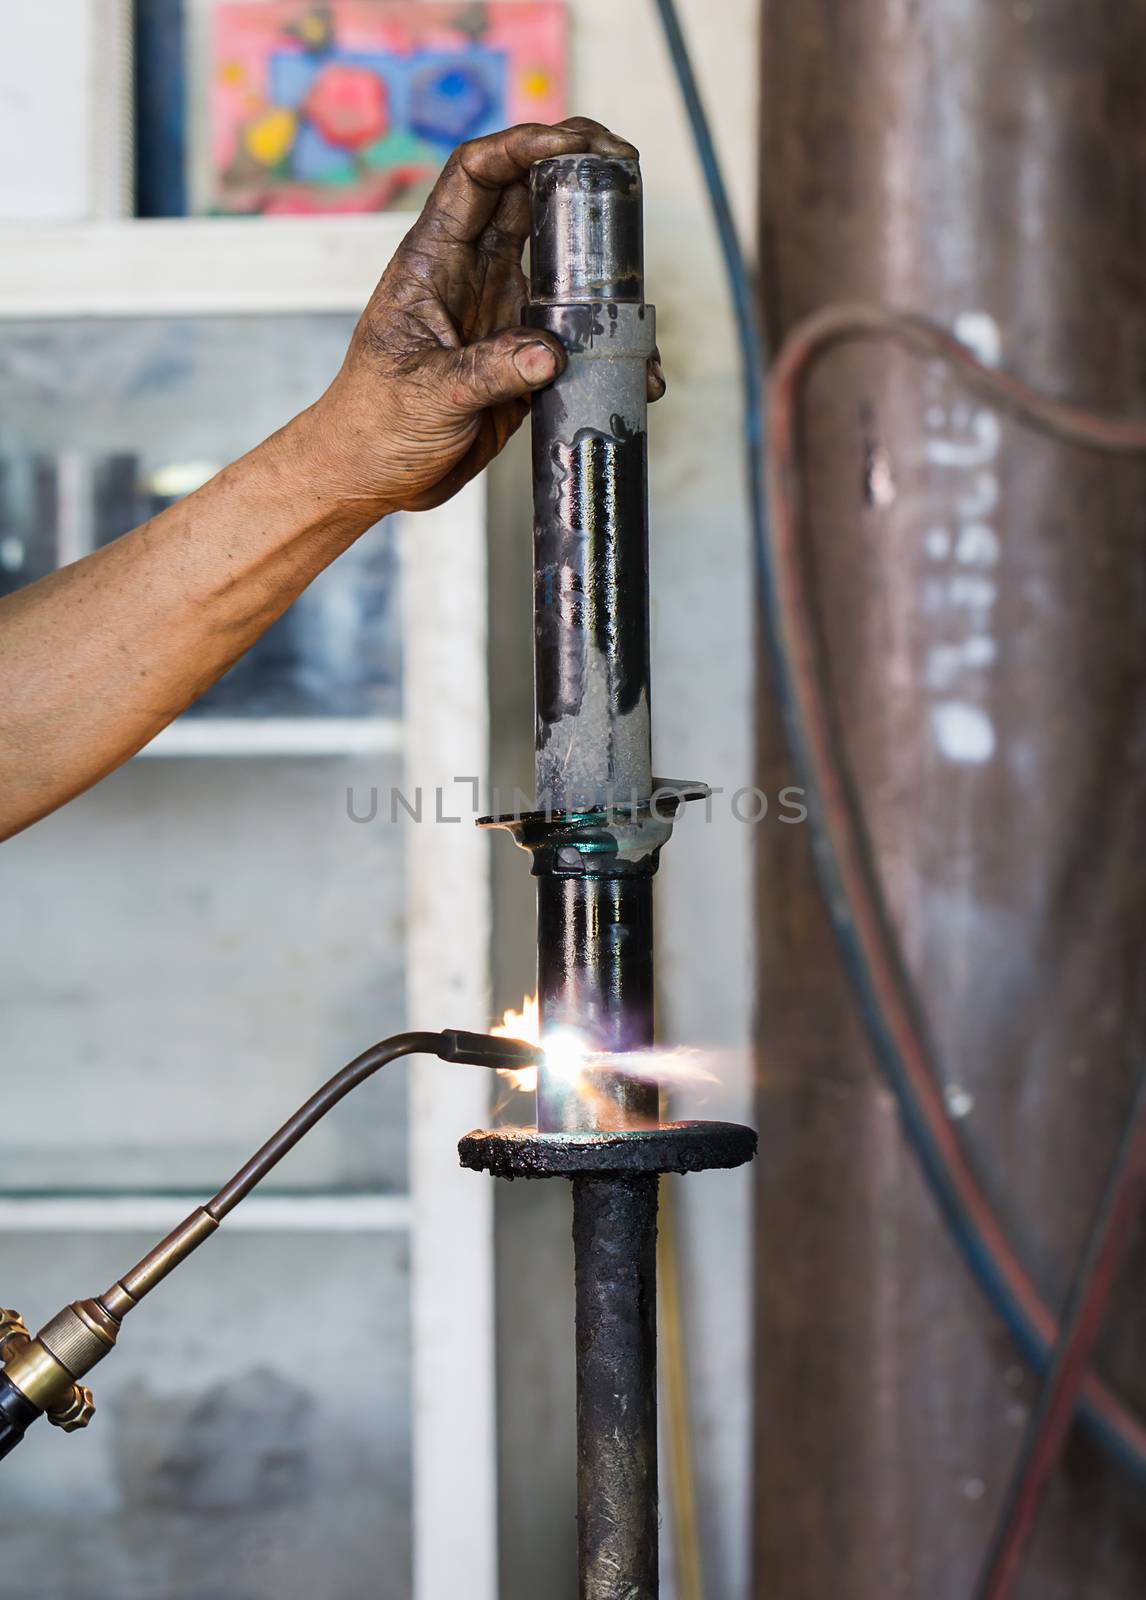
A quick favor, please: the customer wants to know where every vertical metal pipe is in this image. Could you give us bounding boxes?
[528,154,654,821]
[528,154,658,1135]
[536,874,656,1130]
[573,1174,660,1600]
[526,154,663,1598]
[756,3,1146,1595]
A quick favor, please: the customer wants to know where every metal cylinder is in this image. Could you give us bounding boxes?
[530,155,645,306]
[573,1173,659,1600]
[528,156,654,816]
[528,153,659,1135]
[756,3,1146,1596]
[536,873,656,1131]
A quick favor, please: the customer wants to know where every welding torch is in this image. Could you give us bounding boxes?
[0,1028,539,1460]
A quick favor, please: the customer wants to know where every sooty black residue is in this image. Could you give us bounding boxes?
[534,420,650,727]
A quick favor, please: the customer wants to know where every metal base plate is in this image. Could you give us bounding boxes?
[458,1120,757,1180]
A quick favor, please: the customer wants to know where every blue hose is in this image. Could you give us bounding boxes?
[651,0,1146,1477]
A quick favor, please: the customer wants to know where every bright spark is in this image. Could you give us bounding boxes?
[491,996,720,1100]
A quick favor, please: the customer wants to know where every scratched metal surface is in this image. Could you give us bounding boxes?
[755,2,1146,1595]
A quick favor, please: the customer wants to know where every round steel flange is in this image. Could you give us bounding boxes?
[458,1120,757,1180]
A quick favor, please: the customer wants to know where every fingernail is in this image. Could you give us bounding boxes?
[515,341,559,386]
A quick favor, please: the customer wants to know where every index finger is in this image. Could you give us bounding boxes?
[412,120,640,247]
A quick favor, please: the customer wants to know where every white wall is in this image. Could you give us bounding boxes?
[0,0,131,221]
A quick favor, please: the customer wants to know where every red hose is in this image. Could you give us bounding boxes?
[765,303,1146,1473]
[975,1062,1146,1598]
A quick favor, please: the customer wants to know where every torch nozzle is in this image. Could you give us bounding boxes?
[437,1029,541,1070]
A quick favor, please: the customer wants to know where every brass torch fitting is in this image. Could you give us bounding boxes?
[38,1299,119,1379]
[1,1299,119,1425]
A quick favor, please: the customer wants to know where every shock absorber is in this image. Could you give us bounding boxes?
[527,153,659,1132]
[461,152,757,1600]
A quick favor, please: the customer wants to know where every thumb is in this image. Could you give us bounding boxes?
[439,328,565,413]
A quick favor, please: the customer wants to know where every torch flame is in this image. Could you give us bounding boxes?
[492,995,540,1093]
[491,995,720,1099]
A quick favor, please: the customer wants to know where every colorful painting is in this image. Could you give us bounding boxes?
[208,2,567,214]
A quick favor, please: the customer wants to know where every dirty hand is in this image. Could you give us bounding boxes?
[304,118,666,516]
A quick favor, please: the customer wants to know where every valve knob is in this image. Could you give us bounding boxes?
[47,1384,95,1432]
[0,1309,29,1364]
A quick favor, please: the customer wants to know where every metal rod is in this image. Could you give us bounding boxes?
[573,1173,659,1600]
[528,152,658,1135]
[658,1176,705,1600]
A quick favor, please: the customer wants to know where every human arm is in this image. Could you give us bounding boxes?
[0,118,664,841]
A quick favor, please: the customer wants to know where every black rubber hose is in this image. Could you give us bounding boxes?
[0,1374,40,1461]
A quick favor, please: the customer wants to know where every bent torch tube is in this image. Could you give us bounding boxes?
[0,1029,539,1461]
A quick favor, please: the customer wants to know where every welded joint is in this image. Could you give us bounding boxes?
[479,779,710,878]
